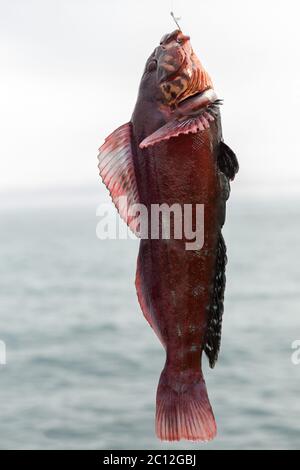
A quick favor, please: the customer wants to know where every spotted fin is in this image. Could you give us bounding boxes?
[204,233,227,368]
[98,123,140,236]
[139,111,216,149]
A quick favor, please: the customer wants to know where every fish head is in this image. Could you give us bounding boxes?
[156,30,213,108]
[134,30,215,131]
[138,30,213,111]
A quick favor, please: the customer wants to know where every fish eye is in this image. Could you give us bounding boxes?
[147,60,157,72]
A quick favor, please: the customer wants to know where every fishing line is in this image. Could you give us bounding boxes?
[170,0,182,30]
[170,11,181,31]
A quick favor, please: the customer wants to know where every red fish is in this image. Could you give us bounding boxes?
[98,30,238,442]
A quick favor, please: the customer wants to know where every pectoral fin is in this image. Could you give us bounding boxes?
[218,141,239,181]
[139,111,216,149]
[98,122,140,236]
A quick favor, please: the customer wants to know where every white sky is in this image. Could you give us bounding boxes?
[1,0,300,194]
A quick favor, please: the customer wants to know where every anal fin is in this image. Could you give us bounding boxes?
[139,111,216,149]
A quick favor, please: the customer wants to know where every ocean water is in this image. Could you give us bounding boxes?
[0,190,300,450]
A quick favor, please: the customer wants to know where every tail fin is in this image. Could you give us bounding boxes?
[156,368,217,442]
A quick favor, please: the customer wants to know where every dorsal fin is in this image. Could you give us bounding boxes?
[204,233,227,368]
[98,123,140,236]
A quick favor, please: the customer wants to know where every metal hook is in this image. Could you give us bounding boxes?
[170,11,182,31]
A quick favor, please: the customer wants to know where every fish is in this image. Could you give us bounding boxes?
[97,29,239,442]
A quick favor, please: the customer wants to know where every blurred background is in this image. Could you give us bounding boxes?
[0,0,300,450]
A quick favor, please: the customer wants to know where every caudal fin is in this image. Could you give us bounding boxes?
[156,369,217,442]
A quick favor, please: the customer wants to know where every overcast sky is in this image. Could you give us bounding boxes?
[1,0,300,195]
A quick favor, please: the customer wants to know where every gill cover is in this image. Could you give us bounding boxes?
[139,90,220,149]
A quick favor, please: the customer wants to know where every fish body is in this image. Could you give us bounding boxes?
[98,30,238,441]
